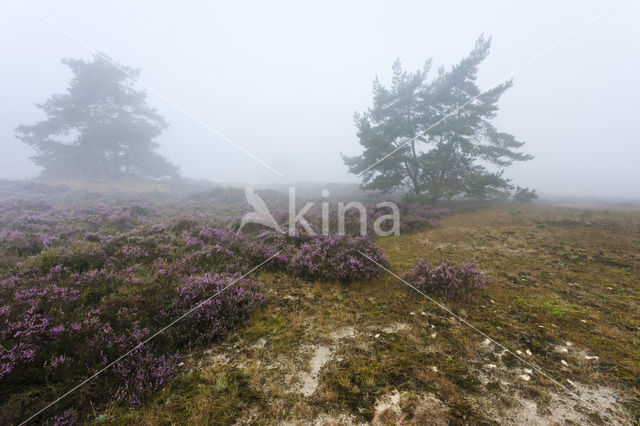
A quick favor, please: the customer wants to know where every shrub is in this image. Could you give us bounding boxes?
[288,235,389,281]
[110,324,180,405]
[400,258,489,301]
[389,201,449,234]
[26,242,107,273]
[0,222,267,423]
[170,273,266,344]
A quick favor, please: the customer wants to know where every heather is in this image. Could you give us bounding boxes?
[288,235,388,281]
[400,258,490,301]
[0,190,271,423]
[392,201,449,233]
[0,184,410,423]
[1,184,636,424]
[282,200,450,236]
[0,258,265,422]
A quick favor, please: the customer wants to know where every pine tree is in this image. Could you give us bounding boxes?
[343,36,533,202]
[16,54,178,180]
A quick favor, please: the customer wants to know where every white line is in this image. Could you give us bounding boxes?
[357,250,626,426]
[20,252,281,425]
[359,0,626,176]
[14,0,283,177]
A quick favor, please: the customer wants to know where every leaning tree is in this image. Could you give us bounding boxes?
[343,36,535,203]
[16,54,178,180]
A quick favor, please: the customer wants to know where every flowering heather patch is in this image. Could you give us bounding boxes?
[288,235,389,281]
[387,200,450,234]
[0,197,271,423]
[110,324,181,405]
[0,185,396,423]
[267,200,450,237]
[179,225,390,281]
[0,262,266,423]
[400,258,490,301]
[120,245,149,260]
[170,273,266,344]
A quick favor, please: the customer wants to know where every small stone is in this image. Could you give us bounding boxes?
[430,333,437,338]
[525,349,532,356]
[431,366,438,372]
[374,333,380,338]
[410,311,416,316]
[520,374,531,381]
[524,368,532,374]
[561,359,569,366]
[485,364,497,369]
[482,338,491,346]
[584,355,599,361]
[516,350,523,356]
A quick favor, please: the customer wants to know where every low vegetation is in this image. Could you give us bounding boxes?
[1,182,637,424]
[114,202,638,424]
[400,257,490,301]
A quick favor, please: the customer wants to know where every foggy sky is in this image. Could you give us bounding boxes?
[1,0,639,198]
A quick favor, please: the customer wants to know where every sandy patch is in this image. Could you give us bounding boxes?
[299,345,332,396]
[331,326,357,340]
[381,322,410,334]
[487,382,629,425]
[372,390,449,425]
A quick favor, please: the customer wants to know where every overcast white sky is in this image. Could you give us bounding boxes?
[1,0,638,198]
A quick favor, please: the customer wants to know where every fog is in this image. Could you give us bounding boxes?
[1,0,639,199]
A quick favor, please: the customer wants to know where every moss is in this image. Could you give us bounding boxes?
[322,355,387,421]
[515,296,580,319]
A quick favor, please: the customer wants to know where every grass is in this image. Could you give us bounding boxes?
[101,203,640,424]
